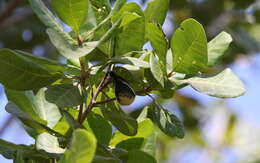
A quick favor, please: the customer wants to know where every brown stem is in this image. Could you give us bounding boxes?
[79,74,112,123]
[90,87,153,107]
[93,97,116,106]
[136,87,153,94]
[77,55,86,122]
[77,103,84,122]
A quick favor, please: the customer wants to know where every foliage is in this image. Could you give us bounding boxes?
[0,0,246,162]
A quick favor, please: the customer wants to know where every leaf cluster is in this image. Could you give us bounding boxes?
[0,0,245,162]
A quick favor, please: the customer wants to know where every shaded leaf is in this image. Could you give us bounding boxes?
[101,102,137,136]
[176,68,246,98]
[5,89,46,124]
[127,150,156,163]
[35,88,62,128]
[0,139,33,159]
[45,84,83,108]
[46,28,99,59]
[150,53,164,87]
[110,119,154,146]
[15,50,67,72]
[52,0,89,34]
[87,112,112,145]
[207,31,232,66]
[112,3,145,55]
[29,0,75,44]
[147,22,168,68]
[111,56,149,68]
[36,132,65,154]
[0,49,61,90]
[144,0,169,25]
[141,133,157,156]
[151,103,184,138]
[59,129,96,163]
[110,0,126,16]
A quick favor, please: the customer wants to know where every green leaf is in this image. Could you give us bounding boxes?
[151,103,185,138]
[0,49,61,90]
[110,119,154,146]
[5,102,63,136]
[6,88,61,128]
[141,133,157,156]
[47,16,121,60]
[28,0,75,44]
[111,56,149,68]
[35,88,62,128]
[5,89,46,124]
[111,0,126,16]
[95,144,124,163]
[144,0,169,25]
[127,150,156,163]
[137,107,148,122]
[59,129,97,163]
[147,22,168,68]
[116,138,144,151]
[93,156,120,163]
[52,0,89,34]
[150,53,164,87]
[36,132,65,154]
[46,28,99,60]
[171,18,208,74]
[112,3,145,55]
[13,150,26,163]
[5,89,63,137]
[45,84,83,108]
[207,31,233,67]
[62,109,82,130]
[177,68,246,98]
[87,111,112,145]
[15,50,67,72]
[101,102,138,136]
[0,139,33,159]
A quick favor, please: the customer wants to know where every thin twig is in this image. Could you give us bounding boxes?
[136,87,153,94]
[93,97,116,106]
[0,0,23,23]
[79,73,112,123]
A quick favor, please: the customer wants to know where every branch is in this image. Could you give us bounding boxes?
[0,9,33,30]
[79,73,112,123]
[93,97,116,106]
[0,0,24,23]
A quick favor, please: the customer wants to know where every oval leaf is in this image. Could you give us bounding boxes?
[150,53,164,87]
[51,0,89,34]
[147,22,168,68]
[151,103,185,138]
[171,18,208,74]
[29,0,74,43]
[183,68,246,98]
[207,31,233,67]
[87,112,112,145]
[144,0,169,25]
[45,84,83,108]
[101,102,138,136]
[110,119,154,146]
[36,132,65,154]
[59,129,97,163]
[0,49,61,90]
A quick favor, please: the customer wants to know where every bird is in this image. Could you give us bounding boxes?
[109,72,136,105]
